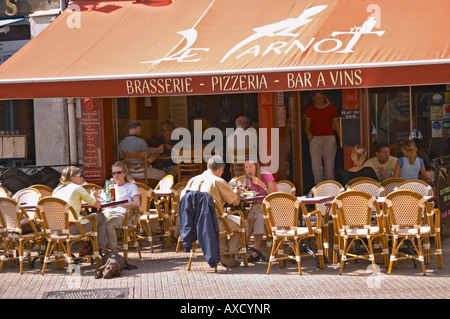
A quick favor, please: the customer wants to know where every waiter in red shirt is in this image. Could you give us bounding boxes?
[304,91,341,184]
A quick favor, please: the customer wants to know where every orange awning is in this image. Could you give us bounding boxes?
[0,0,449,99]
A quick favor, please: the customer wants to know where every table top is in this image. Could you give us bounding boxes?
[82,199,128,209]
[297,195,335,204]
[240,194,266,203]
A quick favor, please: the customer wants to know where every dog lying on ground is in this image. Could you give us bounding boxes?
[94,251,138,279]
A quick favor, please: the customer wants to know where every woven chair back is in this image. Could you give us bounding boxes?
[0,197,21,229]
[348,180,385,197]
[37,197,75,232]
[396,179,433,196]
[276,180,296,196]
[263,192,299,230]
[333,190,375,228]
[310,180,344,214]
[0,186,12,198]
[345,177,378,188]
[156,175,174,191]
[132,182,151,213]
[381,178,406,195]
[30,184,54,197]
[82,183,103,199]
[12,187,42,207]
[384,190,426,227]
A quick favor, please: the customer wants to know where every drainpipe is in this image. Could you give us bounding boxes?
[67,98,78,164]
[60,0,66,11]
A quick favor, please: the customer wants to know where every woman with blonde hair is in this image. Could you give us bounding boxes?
[52,166,109,255]
[394,139,427,179]
[340,145,378,186]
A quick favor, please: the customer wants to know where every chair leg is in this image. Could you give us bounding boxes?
[366,238,377,274]
[266,238,278,275]
[339,237,348,275]
[294,240,302,275]
[187,241,198,271]
[416,238,427,275]
[388,236,399,275]
[176,235,183,253]
[41,241,53,276]
[434,232,443,269]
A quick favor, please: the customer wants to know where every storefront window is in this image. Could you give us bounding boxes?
[369,85,449,163]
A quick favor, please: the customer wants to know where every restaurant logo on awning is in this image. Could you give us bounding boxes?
[142,5,385,65]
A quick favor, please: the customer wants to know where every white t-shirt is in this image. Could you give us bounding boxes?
[363,156,398,182]
[103,182,140,215]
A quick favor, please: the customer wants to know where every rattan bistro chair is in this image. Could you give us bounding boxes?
[12,187,42,219]
[309,180,345,263]
[30,184,54,198]
[133,182,172,252]
[331,190,388,275]
[187,200,248,271]
[0,197,43,274]
[383,190,442,275]
[115,206,142,260]
[276,180,296,196]
[0,185,12,198]
[36,197,100,275]
[380,177,406,195]
[396,179,434,196]
[345,177,378,189]
[262,192,324,275]
[347,179,385,197]
[172,182,189,253]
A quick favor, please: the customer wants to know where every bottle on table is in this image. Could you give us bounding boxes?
[105,179,111,202]
[109,178,116,201]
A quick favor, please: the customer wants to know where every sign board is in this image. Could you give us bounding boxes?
[340,109,361,147]
[0,0,60,18]
[437,170,450,232]
[0,134,26,159]
[81,98,104,184]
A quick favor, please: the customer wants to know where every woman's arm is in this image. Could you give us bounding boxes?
[394,162,401,177]
[419,163,428,180]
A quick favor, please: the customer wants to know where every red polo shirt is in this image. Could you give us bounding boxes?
[305,104,339,136]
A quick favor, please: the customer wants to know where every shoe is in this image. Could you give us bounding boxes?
[79,244,92,257]
[220,255,241,267]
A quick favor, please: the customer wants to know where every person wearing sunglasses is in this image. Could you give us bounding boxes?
[53,166,109,256]
[102,162,141,252]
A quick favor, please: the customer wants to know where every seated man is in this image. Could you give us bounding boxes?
[118,121,165,180]
[363,142,398,182]
[183,155,242,267]
[155,120,179,178]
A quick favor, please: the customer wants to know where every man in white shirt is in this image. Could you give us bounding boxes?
[363,142,398,182]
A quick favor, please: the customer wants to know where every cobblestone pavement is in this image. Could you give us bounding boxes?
[0,236,449,302]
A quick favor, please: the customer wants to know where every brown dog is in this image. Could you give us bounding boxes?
[94,251,137,279]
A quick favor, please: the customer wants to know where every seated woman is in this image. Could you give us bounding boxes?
[394,139,427,180]
[52,166,109,255]
[243,157,278,262]
[340,145,378,186]
[102,161,141,252]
